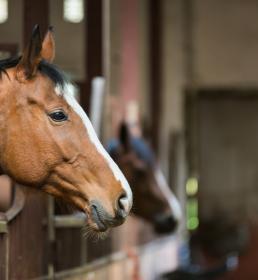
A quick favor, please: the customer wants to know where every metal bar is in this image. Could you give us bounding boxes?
[47,196,55,279]
[5,186,25,222]
[0,185,25,224]
[0,221,7,233]
[0,184,24,279]
[53,214,86,228]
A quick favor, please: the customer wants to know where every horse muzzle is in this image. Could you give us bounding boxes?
[154,213,179,234]
[89,200,129,232]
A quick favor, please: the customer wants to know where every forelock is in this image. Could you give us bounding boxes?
[0,56,68,88]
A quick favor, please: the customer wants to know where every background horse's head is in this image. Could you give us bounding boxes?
[0,26,132,233]
[108,123,182,234]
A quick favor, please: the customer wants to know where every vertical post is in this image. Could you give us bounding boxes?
[47,197,55,278]
[0,224,8,280]
[183,0,198,175]
[182,0,195,85]
[120,0,140,124]
[149,0,162,153]
[81,0,103,113]
[23,0,49,46]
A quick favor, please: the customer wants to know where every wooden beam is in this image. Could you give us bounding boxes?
[23,0,49,46]
[149,0,162,152]
[81,0,103,113]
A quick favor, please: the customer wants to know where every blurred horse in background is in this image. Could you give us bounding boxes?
[107,122,182,234]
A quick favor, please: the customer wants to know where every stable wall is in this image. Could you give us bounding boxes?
[159,0,258,175]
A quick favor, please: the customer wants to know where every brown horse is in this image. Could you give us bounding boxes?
[108,123,182,234]
[0,26,132,233]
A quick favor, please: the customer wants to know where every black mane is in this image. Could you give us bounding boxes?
[0,56,68,88]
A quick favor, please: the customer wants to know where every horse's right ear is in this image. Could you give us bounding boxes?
[16,24,42,81]
[119,122,131,152]
[41,26,55,62]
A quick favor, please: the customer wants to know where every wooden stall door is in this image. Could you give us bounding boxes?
[197,93,258,222]
[189,91,258,279]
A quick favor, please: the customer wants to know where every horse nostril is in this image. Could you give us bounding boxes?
[117,192,130,217]
[154,214,178,234]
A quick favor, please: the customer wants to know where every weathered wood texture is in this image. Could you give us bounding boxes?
[8,191,48,279]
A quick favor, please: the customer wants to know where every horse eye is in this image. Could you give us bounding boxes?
[49,110,68,122]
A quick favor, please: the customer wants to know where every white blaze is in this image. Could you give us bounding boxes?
[56,85,133,212]
[154,169,182,221]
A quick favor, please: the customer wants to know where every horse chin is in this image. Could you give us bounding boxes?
[82,220,110,240]
[88,218,109,233]
[82,206,111,239]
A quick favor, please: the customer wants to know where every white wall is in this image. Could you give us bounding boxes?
[159,0,258,175]
[49,0,85,81]
[195,0,258,87]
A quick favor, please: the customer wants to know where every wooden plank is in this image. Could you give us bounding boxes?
[0,233,8,280]
[8,191,48,279]
[55,228,82,272]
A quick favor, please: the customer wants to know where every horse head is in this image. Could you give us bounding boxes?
[0,26,132,233]
[108,123,182,234]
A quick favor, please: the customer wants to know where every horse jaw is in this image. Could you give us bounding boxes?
[55,84,133,212]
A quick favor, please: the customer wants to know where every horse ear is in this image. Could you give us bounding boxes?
[16,24,42,81]
[119,122,131,152]
[41,26,55,62]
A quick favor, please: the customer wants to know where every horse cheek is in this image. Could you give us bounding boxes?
[3,141,48,187]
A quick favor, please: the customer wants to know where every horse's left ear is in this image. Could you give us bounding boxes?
[119,122,131,152]
[16,24,42,81]
[41,26,55,62]
[16,25,55,82]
